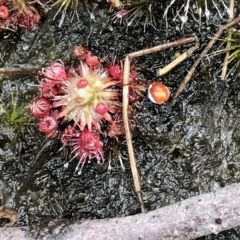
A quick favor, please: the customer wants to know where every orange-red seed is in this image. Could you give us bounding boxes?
[148,82,170,104]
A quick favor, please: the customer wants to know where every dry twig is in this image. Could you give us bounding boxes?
[123,56,145,213]
[128,37,196,58]
[158,37,200,76]
[221,0,234,80]
[172,16,240,104]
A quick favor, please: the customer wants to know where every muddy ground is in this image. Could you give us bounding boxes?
[0,0,240,239]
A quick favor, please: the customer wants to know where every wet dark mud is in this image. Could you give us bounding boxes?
[0,0,240,239]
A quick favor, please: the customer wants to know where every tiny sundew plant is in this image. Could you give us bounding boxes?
[29,46,147,174]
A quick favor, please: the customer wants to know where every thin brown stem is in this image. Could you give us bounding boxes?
[0,70,41,76]
[122,56,145,213]
[221,0,234,80]
[128,37,196,58]
[158,37,199,76]
[172,16,240,104]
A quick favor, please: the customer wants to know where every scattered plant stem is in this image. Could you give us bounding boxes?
[123,55,145,213]
[158,37,199,76]
[220,0,234,80]
[172,16,240,104]
[128,37,196,58]
[123,37,198,213]
[221,34,232,80]
[0,70,40,76]
[228,0,234,19]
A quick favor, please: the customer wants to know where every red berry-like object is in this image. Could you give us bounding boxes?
[77,79,88,88]
[85,52,99,68]
[0,5,9,20]
[95,103,108,115]
[148,82,170,104]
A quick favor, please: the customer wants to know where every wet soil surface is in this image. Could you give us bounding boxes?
[0,0,240,239]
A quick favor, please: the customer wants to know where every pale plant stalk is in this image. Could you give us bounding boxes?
[172,16,240,104]
[123,55,145,213]
[221,0,234,80]
[52,0,80,26]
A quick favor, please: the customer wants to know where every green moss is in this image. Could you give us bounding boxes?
[0,92,32,131]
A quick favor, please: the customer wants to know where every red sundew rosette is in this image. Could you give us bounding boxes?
[71,129,104,174]
[29,98,51,118]
[85,52,100,68]
[38,115,58,134]
[42,61,67,85]
[107,60,123,79]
